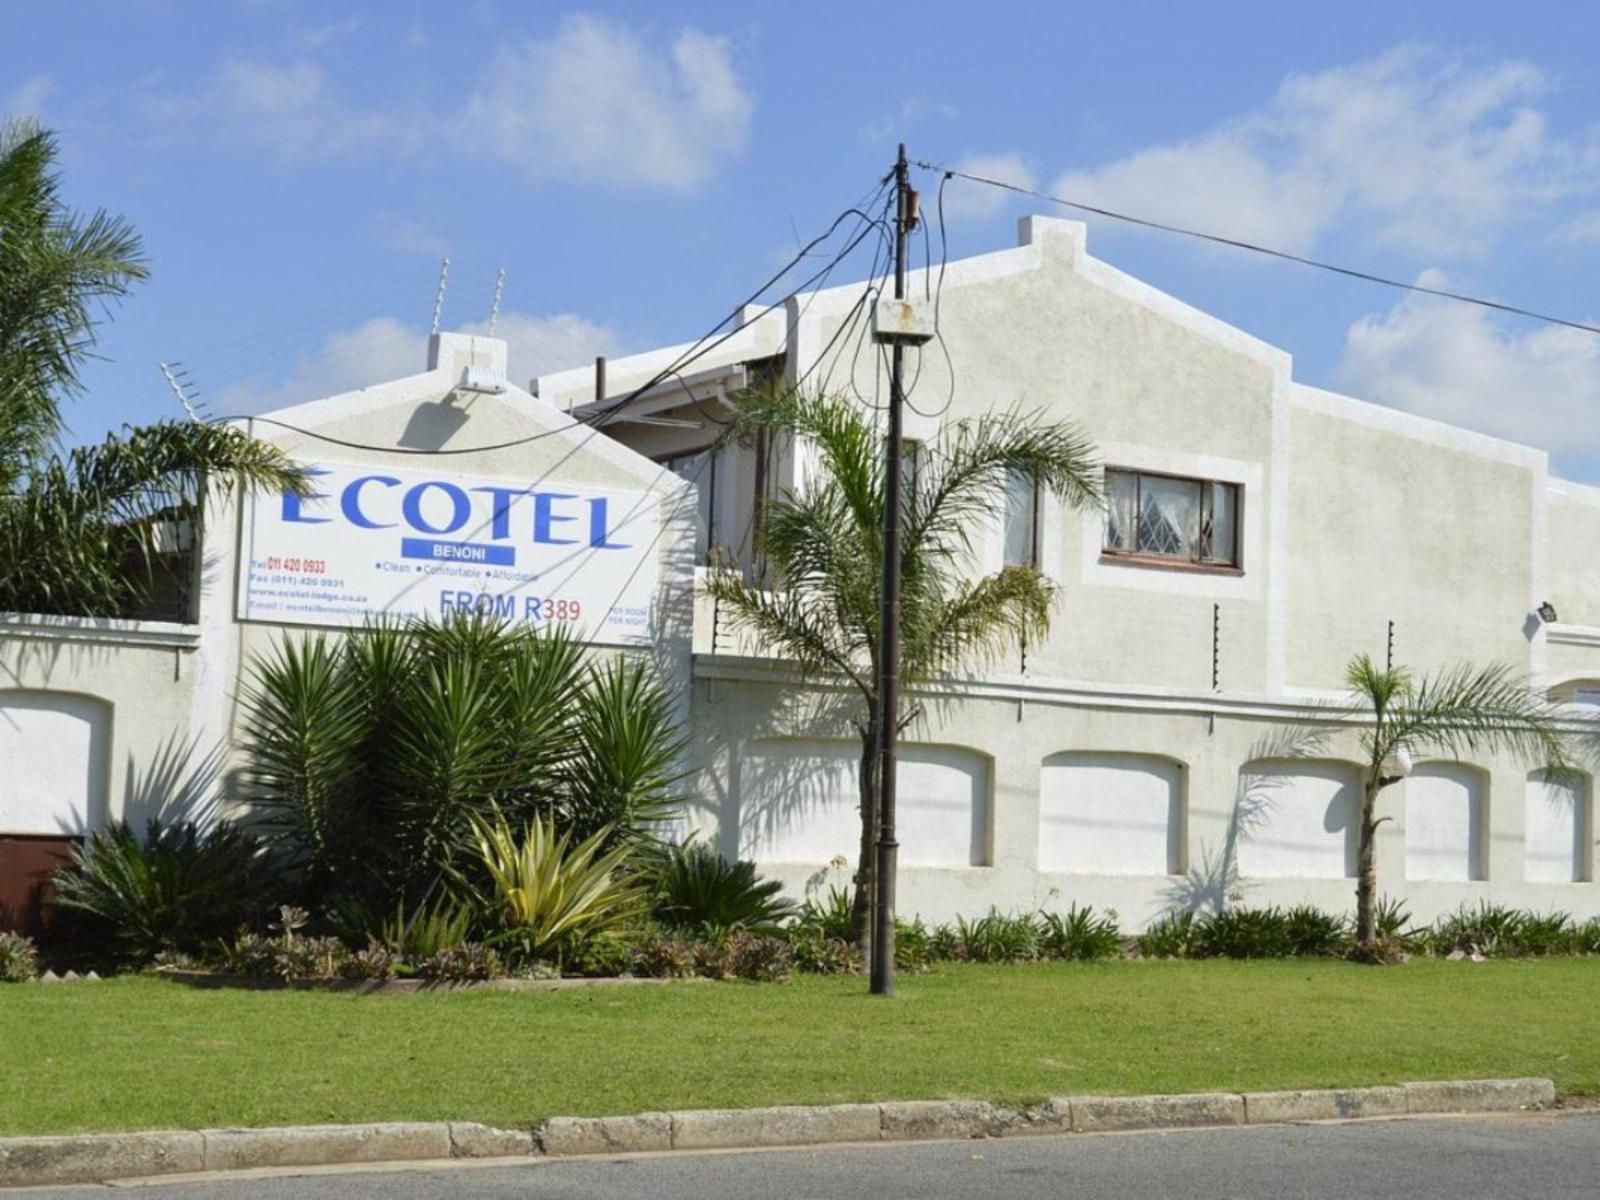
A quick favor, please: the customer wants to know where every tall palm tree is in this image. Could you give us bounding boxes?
[0,120,303,618]
[706,385,1101,942]
[1335,654,1569,944]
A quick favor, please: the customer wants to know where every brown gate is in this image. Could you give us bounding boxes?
[0,835,79,940]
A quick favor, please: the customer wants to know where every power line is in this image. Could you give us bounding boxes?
[209,197,897,458]
[916,160,1600,338]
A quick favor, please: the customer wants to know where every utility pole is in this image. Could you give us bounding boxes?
[871,144,913,996]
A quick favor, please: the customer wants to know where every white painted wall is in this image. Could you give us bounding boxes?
[1038,752,1181,875]
[1235,760,1358,880]
[738,738,988,867]
[0,691,110,836]
[1525,771,1590,883]
[1405,763,1483,882]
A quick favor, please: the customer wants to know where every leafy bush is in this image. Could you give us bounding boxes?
[469,811,646,964]
[337,943,395,981]
[240,617,690,910]
[0,932,38,982]
[1193,907,1295,959]
[1037,905,1122,961]
[893,918,932,973]
[271,935,347,982]
[1571,918,1600,955]
[352,897,473,961]
[218,931,276,977]
[790,927,860,975]
[1518,911,1576,957]
[691,936,731,980]
[632,934,695,979]
[1432,902,1530,957]
[726,930,792,982]
[651,843,797,934]
[421,942,505,982]
[566,932,635,978]
[1284,905,1352,957]
[929,921,963,961]
[1135,911,1197,959]
[797,885,855,943]
[49,820,268,964]
[952,910,1041,963]
[1374,896,1414,941]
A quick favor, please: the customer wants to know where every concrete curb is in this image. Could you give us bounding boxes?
[0,1080,1558,1189]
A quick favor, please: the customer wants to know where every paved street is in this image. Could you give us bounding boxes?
[19,1112,1600,1198]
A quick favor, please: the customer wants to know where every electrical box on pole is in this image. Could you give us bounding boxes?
[871,298,934,346]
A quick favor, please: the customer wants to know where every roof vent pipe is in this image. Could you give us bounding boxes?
[595,355,607,403]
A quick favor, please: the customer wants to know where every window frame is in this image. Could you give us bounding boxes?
[1002,467,1042,569]
[1101,466,1243,575]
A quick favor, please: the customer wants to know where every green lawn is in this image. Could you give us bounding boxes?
[2,959,1596,1136]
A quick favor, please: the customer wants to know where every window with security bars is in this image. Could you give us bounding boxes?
[1103,468,1240,568]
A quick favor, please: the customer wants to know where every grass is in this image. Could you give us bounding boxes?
[2,959,1597,1136]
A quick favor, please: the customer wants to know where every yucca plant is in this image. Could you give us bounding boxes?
[1135,911,1198,959]
[1037,904,1123,961]
[240,616,688,911]
[48,820,269,964]
[467,811,646,965]
[651,842,798,934]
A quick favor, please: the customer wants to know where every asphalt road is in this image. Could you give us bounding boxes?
[23,1112,1600,1198]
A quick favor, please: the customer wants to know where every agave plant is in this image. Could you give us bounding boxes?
[48,820,269,964]
[467,811,646,963]
[651,842,798,934]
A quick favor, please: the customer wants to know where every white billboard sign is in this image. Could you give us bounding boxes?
[238,461,659,644]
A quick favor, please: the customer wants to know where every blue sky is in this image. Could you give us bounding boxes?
[8,2,1600,478]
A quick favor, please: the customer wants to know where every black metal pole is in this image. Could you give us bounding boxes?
[871,144,910,996]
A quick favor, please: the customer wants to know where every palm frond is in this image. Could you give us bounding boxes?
[1378,661,1568,771]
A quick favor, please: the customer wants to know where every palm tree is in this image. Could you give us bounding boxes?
[1334,654,1569,944]
[0,119,302,618]
[706,385,1102,943]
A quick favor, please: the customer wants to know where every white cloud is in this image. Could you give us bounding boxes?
[939,153,1038,222]
[1051,46,1594,256]
[1550,209,1600,244]
[371,215,450,257]
[5,74,54,121]
[857,95,958,145]
[1336,270,1600,461]
[461,15,753,189]
[141,58,423,160]
[216,311,619,412]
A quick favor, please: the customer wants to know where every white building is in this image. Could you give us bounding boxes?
[4,215,1599,930]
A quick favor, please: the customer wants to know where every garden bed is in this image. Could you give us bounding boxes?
[153,969,700,993]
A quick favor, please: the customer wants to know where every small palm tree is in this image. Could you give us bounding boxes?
[0,120,303,618]
[1335,654,1569,944]
[706,385,1101,943]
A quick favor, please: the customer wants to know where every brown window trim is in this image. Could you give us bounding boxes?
[1105,466,1244,571]
[1099,550,1245,577]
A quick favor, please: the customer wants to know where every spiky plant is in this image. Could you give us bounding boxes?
[651,842,798,934]
[1338,655,1569,943]
[467,811,646,964]
[705,384,1100,944]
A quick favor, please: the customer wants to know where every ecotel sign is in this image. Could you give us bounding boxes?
[237,461,659,644]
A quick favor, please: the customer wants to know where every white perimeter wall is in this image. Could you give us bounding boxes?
[1038,753,1181,876]
[1405,763,1484,883]
[1235,760,1359,880]
[0,691,111,836]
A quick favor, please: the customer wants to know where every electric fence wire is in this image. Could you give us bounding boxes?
[915,159,1600,338]
[210,194,904,458]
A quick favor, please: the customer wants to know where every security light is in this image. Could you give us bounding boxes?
[1537,601,1559,624]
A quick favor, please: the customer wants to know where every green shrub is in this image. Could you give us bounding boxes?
[240,617,690,909]
[337,943,395,981]
[469,811,646,964]
[421,942,505,982]
[1037,904,1122,961]
[651,843,797,934]
[953,910,1040,963]
[1374,895,1413,941]
[271,935,347,982]
[1135,911,1197,959]
[218,931,276,977]
[928,921,963,961]
[797,885,855,943]
[359,897,473,961]
[893,918,932,973]
[0,932,38,982]
[790,927,860,975]
[691,936,731,980]
[566,931,635,978]
[1432,902,1529,957]
[1194,907,1295,959]
[1284,905,1352,957]
[1571,918,1600,955]
[726,930,792,982]
[49,820,269,965]
[632,934,695,978]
